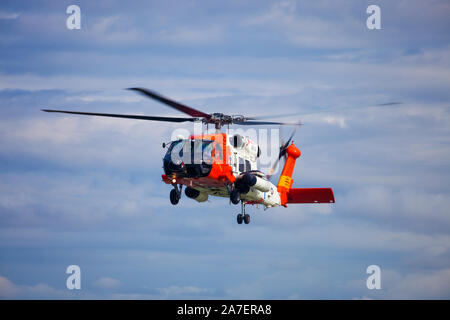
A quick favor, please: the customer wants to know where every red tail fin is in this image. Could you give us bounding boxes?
[287,188,335,203]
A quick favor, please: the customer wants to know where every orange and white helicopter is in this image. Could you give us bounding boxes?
[43,88,335,224]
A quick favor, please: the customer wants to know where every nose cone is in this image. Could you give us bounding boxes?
[286,143,301,159]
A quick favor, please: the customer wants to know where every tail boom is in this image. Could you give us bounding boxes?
[276,143,301,206]
[276,142,335,206]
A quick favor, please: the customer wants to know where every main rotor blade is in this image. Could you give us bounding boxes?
[252,102,402,119]
[234,120,300,126]
[42,109,196,123]
[374,102,402,106]
[247,111,303,120]
[128,88,211,119]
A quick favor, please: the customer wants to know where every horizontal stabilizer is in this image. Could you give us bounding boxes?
[287,188,335,204]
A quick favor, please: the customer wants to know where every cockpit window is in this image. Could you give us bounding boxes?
[168,140,183,151]
[166,139,213,165]
[166,140,184,164]
[163,139,214,178]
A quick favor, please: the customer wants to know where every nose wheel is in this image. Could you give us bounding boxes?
[236,202,250,224]
[170,184,182,205]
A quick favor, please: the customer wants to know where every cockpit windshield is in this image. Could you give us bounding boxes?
[165,139,213,165]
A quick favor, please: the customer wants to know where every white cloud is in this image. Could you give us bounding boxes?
[91,16,121,34]
[385,268,450,299]
[339,185,450,232]
[0,171,168,230]
[90,15,142,44]
[94,277,121,289]
[66,95,144,103]
[0,12,19,20]
[348,268,450,299]
[155,26,223,45]
[302,114,348,128]
[0,275,68,299]
[243,0,366,49]
[158,285,213,298]
[0,114,171,169]
[0,276,20,298]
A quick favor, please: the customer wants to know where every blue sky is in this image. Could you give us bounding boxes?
[0,0,449,299]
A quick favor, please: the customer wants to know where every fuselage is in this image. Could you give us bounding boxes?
[161,133,281,207]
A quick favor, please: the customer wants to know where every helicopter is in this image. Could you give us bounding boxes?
[43,88,335,224]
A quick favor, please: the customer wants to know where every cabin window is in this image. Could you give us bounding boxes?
[214,141,223,163]
[245,160,251,171]
[202,141,213,164]
[193,140,212,160]
[239,157,245,172]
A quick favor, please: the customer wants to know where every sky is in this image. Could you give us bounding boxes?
[0,0,449,299]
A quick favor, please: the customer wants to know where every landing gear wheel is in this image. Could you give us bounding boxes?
[170,189,180,205]
[244,214,250,224]
[230,189,240,205]
[237,214,243,224]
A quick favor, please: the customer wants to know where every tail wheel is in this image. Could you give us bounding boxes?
[170,189,180,205]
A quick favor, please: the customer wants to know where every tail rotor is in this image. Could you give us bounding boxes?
[266,123,300,180]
